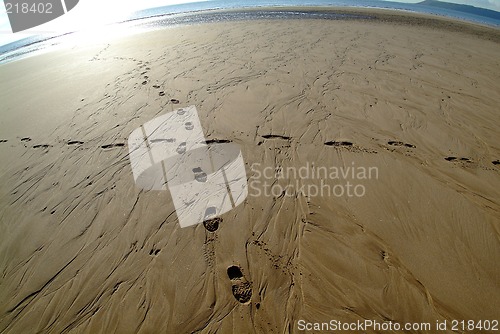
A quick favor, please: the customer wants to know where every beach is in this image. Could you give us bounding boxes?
[0,8,499,333]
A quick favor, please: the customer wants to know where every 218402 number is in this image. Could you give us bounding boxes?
[451,320,498,331]
[5,2,53,14]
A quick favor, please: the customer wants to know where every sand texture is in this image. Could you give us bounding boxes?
[0,9,499,333]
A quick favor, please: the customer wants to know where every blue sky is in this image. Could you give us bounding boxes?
[1,0,499,47]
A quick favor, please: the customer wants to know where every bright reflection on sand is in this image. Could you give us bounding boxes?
[57,24,145,47]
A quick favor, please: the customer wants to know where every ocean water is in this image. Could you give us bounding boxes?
[1,0,499,63]
[122,0,500,26]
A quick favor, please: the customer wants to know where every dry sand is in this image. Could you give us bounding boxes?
[0,8,499,333]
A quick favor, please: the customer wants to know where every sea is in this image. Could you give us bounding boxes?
[1,0,499,64]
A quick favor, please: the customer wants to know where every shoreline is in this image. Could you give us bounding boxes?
[202,7,500,43]
[1,6,499,65]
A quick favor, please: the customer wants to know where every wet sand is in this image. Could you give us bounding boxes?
[0,8,499,333]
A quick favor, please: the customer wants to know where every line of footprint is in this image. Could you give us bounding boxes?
[3,135,498,167]
[255,134,499,167]
[0,137,126,151]
[201,213,253,305]
[137,62,181,103]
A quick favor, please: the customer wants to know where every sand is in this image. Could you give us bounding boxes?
[0,8,499,333]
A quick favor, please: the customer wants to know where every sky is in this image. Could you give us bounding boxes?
[1,0,499,47]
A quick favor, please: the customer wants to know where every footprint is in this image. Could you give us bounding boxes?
[493,160,500,166]
[324,140,376,153]
[176,142,186,154]
[388,141,416,148]
[324,141,353,147]
[176,108,186,115]
[170,99,180,104]
[101,143,125,149]
[149,248,161,256]
[21,137,31,142]
[67,140,84,145]
[205,139,232,145]
[159,91,165,96]
[185,122,194,130]
[153,85,160,89]
[203,207,220,232]
[380,250,389,261]
[142,81,148,85]
[227,266,252,304]
[33,144,50,149]
[445,156,472,163]
[227,265,243,280]
[262,134,291,140]
[150,138,175,144]
[193,167,207,182]
[203,218,221,232]
[0,139,7,143]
